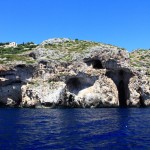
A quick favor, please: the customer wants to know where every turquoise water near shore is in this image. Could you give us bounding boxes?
[0,108,150,149]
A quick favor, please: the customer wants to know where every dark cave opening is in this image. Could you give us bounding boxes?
[84,59,103,69]
[92,60,103,69]
[67,78,81,93]
[118,80,127,107]
[66,77,95,95]
[68,95,74,103]
[139,95,145,107]
[66,77,83,95]
[16,64,26,68]
[119,70,124,76]
[139,87,145,107]
[106,70,132,107]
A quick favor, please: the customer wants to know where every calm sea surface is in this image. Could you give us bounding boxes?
[0,108,149,150]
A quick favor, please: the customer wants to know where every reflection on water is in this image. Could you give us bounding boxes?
[0,108,150,149]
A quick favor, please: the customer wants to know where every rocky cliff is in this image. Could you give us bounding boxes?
[0,38,150,108]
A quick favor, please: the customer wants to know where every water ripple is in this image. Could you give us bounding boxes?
[0,108,150,149]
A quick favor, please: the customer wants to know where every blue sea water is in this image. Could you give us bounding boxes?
[0,108,150,150]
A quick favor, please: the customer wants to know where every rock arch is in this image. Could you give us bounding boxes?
[106,69,133,107]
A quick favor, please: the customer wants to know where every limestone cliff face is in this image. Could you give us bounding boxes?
[0,38,149,108]
[0,65,35,106]
[128,75,150,107]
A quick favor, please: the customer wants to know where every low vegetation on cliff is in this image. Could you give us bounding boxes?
[29,38,127,64]
[42,38,125,53]
[130,49,150,76]
[0,38,149,70]
[130,49,150,67]
[0,42,38,64]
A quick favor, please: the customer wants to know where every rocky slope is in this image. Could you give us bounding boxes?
[0,38,149,108]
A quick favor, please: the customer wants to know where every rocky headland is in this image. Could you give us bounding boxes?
[0,38,150,108]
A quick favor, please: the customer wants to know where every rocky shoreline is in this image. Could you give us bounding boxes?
[0,38,150,108]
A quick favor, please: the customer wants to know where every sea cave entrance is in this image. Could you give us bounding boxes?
[66,77,82,94]
[118,80,126,107]
[106,69,133,107]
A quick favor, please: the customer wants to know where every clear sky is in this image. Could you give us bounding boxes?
[1,0,150,51]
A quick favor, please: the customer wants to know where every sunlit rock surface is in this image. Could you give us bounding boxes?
[0,38,149,108]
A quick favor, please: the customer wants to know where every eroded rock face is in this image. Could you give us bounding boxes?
[0,38,149,108]
[64,75,119,108]
[0,84,21,106]
[21,81,66,108]
[70,76,119,108]
[20,74,119,108]
[128,75,150,107]
[0,65,35,106]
